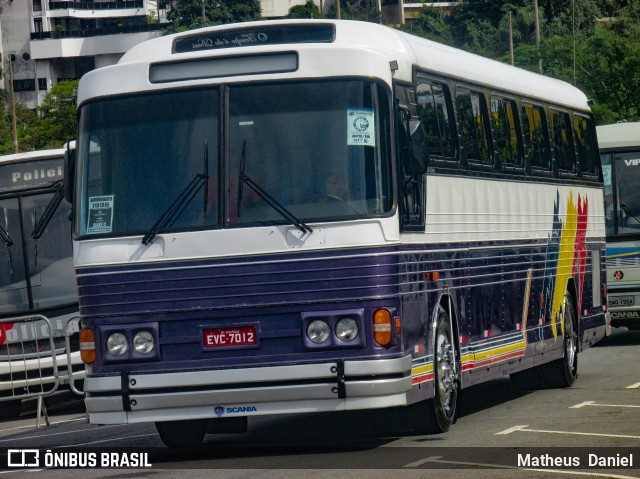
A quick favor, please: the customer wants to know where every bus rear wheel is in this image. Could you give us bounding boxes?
[543,293,578,388]
[155,419,207,448]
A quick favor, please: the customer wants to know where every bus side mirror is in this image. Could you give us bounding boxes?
[397,104,428,177]
[64,141,76,203]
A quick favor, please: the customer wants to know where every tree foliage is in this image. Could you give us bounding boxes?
[159,0,262,32]
[286,0,324,19]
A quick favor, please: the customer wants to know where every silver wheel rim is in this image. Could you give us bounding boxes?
[565,302,577,370]
[436,327,456,413]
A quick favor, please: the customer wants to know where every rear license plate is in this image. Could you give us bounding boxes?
[203,326,257,348]
[608,296,635,307]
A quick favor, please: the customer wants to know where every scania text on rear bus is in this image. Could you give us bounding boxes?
[0,148,83,419]
[68,20,608,447]
[598,122,640,330]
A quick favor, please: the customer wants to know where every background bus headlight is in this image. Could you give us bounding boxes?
[307,320,330,344]
[106,332,128,356]
[133,331,155,354]
[335,318,359,342]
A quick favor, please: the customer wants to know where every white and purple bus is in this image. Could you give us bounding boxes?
[69,20,607,447]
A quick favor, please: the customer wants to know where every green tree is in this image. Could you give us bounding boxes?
[159,0,261,32]
[287,0,324,19]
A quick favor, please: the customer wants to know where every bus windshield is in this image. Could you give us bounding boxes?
[0,162,75,316]
[76,79,392,238]
[602,151,640,236]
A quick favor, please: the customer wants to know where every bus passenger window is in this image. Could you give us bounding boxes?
[573,115,598,176]
[490,97,521,167]
[521,103,550,170]
[550,110,576,173]
[415,78,455,160]
[456,89,490,165]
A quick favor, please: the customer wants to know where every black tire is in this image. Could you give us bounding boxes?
[155,419,207,448]
[0,399,22,421]
[543,293,578,388]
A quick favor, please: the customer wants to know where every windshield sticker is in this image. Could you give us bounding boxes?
[87,196,114,234]
[347,108,376,147]
[602,165,612,185]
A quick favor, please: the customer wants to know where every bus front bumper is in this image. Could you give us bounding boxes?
[84,355,414,424]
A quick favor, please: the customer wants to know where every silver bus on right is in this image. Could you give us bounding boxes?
[598,122,640,330]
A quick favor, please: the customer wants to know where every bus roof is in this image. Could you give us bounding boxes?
[0,148,65,165]
[82,19,590,112]
[596,122,640,150]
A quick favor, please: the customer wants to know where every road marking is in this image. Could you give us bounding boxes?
[0,417,84,434]
[0,424,126,444]
[627,382,640,389]
[496,425,529,435]
[496,425,640,440]
[61,433,158,448]
[571,401,640,409]
[403,457,640,478]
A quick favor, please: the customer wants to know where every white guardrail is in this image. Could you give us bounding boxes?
[0,314,84,427]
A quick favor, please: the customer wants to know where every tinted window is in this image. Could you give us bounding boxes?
[491,97,521,167]
[573,115,598,176]
[522,103,550,170]
[456,90,490,164]
[550,110,576,173]
[415,78,456,160]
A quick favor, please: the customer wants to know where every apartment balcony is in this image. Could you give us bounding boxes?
[47,1,146,19]
[30,23,164,59]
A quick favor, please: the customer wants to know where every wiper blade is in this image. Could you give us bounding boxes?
[621,203,640,225]
[142,173,207,245]
[237,141,312,236]
[32,181,65,240]
[0,223,12,247]
[241,174,312,235]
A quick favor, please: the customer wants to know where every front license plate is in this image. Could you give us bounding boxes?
[608,295,635,307]
[203,326,257,348]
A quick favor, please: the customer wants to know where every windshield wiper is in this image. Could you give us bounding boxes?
[621,203,640,225]
[0,223,12,247]
[32,181,65,240]
[237,141,312,235]
[142,173,207,245]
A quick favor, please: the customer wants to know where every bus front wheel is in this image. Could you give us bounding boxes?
[155,419,207,448]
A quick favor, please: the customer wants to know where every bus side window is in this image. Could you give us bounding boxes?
[415,76,456,161]
[550,109,576,174]
[456,89,490,165]
[394,83,425,230]
[490,96,522,168]
[573,115,599,177]
[521,103,550,171]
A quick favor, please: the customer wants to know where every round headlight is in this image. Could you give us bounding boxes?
[307,320,330,344]
[335,318,359,342]
[133,331,155,355]
[107,332,128,356]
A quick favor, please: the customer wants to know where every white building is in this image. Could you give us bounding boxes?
[0,0,167,109]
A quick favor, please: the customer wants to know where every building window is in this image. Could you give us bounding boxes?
[38,78,48,91]
[33,0,42,12]
[13,79,36,92]
[34,18,43,33]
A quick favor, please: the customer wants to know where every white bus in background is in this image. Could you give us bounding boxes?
[0,148,84,419]
[69,19,607,447]
[598,122,640,330]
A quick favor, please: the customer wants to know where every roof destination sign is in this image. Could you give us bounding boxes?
[0,158,63,194]
[173,24,335,54]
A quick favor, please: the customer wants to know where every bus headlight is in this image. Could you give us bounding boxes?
[133,331,155,355]
[335,318,359,342]
[107,332,129,356]
[307,320,330,344]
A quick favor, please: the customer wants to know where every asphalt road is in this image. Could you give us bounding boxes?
[0,328,638,479]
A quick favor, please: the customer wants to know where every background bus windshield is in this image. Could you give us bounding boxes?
[76,79,391,237]
[602,151,640,236]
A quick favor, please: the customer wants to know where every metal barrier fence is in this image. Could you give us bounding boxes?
[0,314,84,427]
